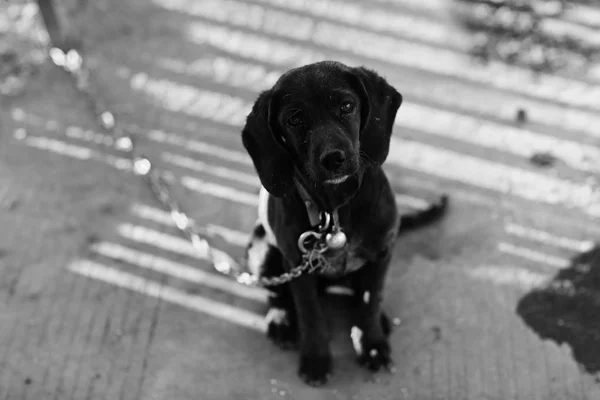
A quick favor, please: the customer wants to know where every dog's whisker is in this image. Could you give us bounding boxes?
[359,151,374,168]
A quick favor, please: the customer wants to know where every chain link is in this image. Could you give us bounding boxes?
[47,46,327,287]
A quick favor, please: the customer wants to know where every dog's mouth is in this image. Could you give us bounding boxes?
[324,174,351,185]
[321,163,360,186]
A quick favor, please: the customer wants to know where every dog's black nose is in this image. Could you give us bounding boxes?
[320,150,346,172]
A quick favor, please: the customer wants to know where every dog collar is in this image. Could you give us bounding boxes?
[295,180,334,227]
[295,180,347,252]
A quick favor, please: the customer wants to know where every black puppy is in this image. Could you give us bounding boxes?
[242,61,403,386]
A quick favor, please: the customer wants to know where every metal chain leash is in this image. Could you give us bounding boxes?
[261,248,330,286]
[46,45,329,287]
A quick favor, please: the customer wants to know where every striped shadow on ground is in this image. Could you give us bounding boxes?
[497,242,570,269]
[151,23,600,136]
[15,72,600,220]
[15,117,600,232]
[152,0,600,109]
[139,53,600,170]
[69,259,267,332]
[15,115,600,226]
[131,203,250,247]
[90,241,268,303]
[504,223,595,253]
[12,119,593,275]
[123,72,600,216]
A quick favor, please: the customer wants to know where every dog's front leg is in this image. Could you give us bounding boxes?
[288,273,332,386]
[351,248,393,371]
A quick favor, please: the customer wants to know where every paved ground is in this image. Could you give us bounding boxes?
[2,0,600,399]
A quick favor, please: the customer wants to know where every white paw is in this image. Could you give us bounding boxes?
[265,307,288,326]
[350,326,364,357]
[363,291,370,304]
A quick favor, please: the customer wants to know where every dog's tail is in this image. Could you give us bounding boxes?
[398,194,449,235]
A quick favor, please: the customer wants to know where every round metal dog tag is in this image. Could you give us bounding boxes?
[325,230,347,250]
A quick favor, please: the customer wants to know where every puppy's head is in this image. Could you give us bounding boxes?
[242,61,402,197]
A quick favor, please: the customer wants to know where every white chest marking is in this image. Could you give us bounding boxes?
[246,236,269,277]
[258,186,277,246]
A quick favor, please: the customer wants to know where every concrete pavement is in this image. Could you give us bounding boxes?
[1,0,600,399]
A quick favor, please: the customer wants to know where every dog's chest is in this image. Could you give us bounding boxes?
[342,250,368,273]
[320,235,369,276]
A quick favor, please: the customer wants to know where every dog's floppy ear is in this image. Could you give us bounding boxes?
[242,90,295,197]
[351,67,402,165]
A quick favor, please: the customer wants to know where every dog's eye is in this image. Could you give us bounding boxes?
[340,101,355,113]
[286,112,303,127]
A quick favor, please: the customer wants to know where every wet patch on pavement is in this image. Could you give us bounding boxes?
[529,151,558,167]
[517,243,600,375]
[454,0,600,74]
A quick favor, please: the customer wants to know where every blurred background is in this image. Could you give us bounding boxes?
[1,0,600,399]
